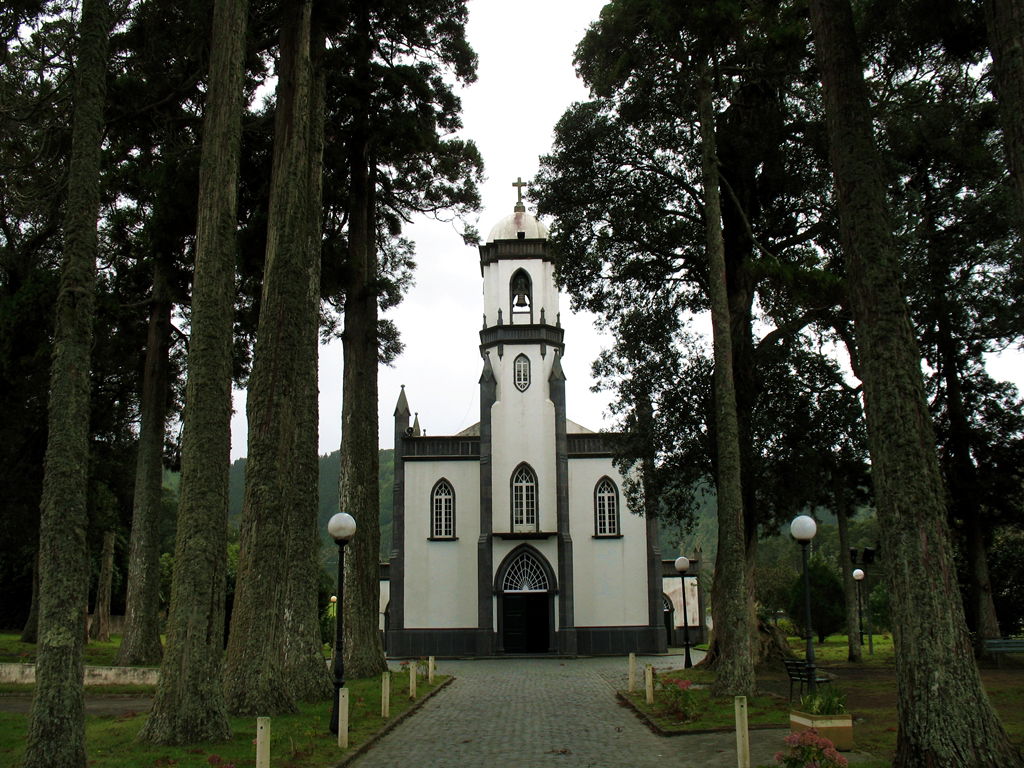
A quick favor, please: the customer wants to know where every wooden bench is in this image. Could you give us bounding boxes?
[984,638,1024,667]
[783,658,831,702]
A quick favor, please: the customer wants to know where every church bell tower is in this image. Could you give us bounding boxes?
[475,180,576,654]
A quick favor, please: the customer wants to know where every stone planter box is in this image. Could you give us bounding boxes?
[789,710,853,751]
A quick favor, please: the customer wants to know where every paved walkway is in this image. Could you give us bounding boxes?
[353,653,798,768]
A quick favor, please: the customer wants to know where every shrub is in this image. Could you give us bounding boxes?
[657,676,699,722]
[797,686,846,715]
[774,729,848,768]
[787,555,845,643]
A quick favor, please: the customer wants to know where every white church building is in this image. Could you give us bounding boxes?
[383,197,668,657]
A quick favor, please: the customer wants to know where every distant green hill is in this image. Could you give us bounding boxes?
[228,449,394,559]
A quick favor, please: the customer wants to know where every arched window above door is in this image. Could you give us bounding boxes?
[502,550,550,592]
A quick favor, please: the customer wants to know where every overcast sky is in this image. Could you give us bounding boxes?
[229,0,1023,460]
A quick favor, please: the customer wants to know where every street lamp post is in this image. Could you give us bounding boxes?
[852,568,865,645]
[790,514,818,691]
[328,512,357,734]
[850,546,877,655]
[674,556,693,669]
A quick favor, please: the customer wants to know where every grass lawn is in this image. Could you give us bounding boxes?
[0,632,131,668]
[0,670,449,767]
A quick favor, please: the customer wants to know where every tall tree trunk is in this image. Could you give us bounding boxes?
[984,0,1024,233]
[224,0,317,716]
[23,1,111,765]
[808,0,1021,764]
[698,70,754,699]
[281,10,332,703]
[20,551,39,644]
[340,0,386,680]
[834,479,862,663]
[138,0,247,744]
[117,257,171,666]
[90,529,115,643]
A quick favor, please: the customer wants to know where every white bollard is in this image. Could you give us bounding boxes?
[337,688,349,749]
[256,716,270,768]
[628,652,637,693]
[381,669,391,718]
[644,664,654,705]
[734,695,750,768]
[428,656,435,683]
[409,660,418,699]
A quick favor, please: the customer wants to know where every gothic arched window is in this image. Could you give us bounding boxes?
[514,354,531,392]
[594,477,619,536]
[431,479,455,539]
[511,464,538,532]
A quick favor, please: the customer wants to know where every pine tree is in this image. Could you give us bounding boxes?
[22,0,112,765]
[807,0,1022,763]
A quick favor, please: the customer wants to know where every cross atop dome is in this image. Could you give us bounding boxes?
[512,176,528,212]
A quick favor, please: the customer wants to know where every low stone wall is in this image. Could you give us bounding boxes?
[0,663,158,686]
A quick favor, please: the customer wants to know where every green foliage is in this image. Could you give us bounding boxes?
[787,556,846,643]
[867,581,891,634]
[797,687,847,716]
[989,527,1024,635]
[656,676,699,721]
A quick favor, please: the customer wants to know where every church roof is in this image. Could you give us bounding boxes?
[485,209,549,243]
[453,419,595,437]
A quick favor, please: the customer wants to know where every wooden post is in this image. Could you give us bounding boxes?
[644,664,654,705]
[381,670,391,718]
[734,695,750,768]
[628,652,636,693]
[256,717,270,768]
[428,655,435,683]
[337,688,349,749]
[409,661,418,699]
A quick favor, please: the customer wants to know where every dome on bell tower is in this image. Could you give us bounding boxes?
[486,209,549,243]
[486,176,549,242]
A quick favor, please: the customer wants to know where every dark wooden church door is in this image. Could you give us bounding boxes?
[502,593,550,653]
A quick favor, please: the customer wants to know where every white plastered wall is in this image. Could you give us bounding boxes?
[488,346,558,533]
[662,575,700,628]
[569,457,650,627]
[402,459,480,628]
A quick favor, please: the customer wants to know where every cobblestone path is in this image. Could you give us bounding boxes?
[351,654,792,768]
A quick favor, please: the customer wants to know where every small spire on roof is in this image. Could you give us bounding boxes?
[412,412,422,437]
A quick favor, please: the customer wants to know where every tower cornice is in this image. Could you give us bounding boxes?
[479,324,565,354]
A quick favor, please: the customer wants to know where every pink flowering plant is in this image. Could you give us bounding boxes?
[774,728,848,768]
[657,676,699,722]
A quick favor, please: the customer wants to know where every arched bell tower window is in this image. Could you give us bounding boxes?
[514,354,531,392]
[511,463,538,532]
[509,268,533,323]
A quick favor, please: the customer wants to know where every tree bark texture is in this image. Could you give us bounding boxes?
[225,0,318,716]
[90,529,115,643]
[834,481,862,663]
[117,258,171,666]
[808,0,1021,764]
[20,552,40,644]
[281,13,332,703]
[984,0,1024,236]
[698,72,755,700]
[23,1,111,765]
[138,0,247,744]
[340,0,386,680]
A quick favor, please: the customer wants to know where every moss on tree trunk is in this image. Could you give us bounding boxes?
[23,1,111,765]
[808,0,1022,764]
[138,0,247,745]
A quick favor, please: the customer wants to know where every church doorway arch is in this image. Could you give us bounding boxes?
[494,545,556,654]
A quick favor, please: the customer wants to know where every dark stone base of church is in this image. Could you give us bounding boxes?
[575,626,666,655]
[386,625,664,658]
